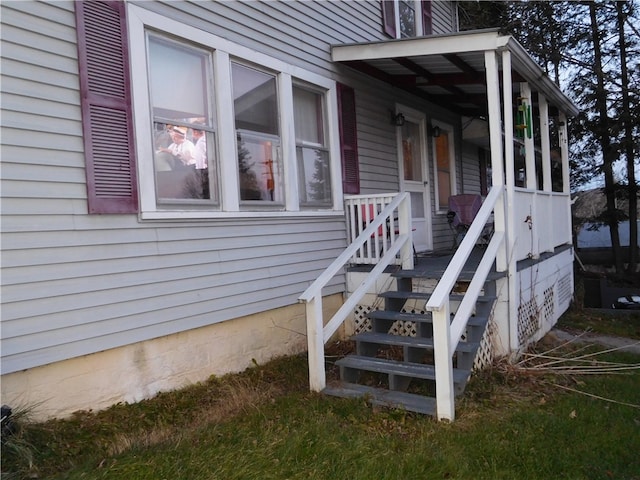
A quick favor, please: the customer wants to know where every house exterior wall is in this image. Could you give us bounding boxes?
[1,0,463,417]
[1,294,343,421]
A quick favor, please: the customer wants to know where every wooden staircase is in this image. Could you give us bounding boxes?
[323,268,498,417]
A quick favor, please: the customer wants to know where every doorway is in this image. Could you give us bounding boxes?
[396,106,432,252]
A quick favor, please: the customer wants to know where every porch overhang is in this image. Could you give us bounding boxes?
[331,29,579,118]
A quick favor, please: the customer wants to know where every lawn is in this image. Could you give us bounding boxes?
[2,314,640,480]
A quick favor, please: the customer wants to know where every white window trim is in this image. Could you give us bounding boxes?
[431,119,457,213]
[126,4,342,220]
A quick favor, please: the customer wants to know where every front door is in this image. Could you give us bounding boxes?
[397,107,432,252]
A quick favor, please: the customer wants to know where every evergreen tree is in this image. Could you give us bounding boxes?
[458,0,639,275]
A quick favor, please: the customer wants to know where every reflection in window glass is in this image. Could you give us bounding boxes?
[232,63,282,202]
[435,132,451,209]
[402,121,422,182]
[399,0,416,38]
[293,86,331,206]
[237,132,282,202]
[148,35,217,203]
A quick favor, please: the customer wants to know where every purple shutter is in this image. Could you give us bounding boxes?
[381,0,396,38]
[422,0,433,35]
[75,0,138,214]
[337,83,360,195]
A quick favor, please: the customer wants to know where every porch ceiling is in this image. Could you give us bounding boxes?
[331,29,579,119]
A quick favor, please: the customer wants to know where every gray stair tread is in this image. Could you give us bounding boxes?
[323,382,437,416]
[354,332,479,353]
[368,310,431,322]
[379,291,497,303]
[369,309,488,328]
[336,355,469,384]
[392,270,505,281]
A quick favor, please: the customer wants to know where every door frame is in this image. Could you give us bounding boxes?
[395,104,433,252]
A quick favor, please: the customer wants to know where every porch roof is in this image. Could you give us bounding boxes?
[331,29,579,118]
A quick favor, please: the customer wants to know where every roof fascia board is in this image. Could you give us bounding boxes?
[505,38,579,117]
[332,31,510,62]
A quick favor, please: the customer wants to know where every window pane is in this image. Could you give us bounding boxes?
[232,63,278,135]
[399,1,416,38]
[402,121,422,182]
[435,132,451,208]
[297,147,331,205]
[293,88,323,144]
[154,122,215,201]
[237,132,282,202]
[149,36,209,120]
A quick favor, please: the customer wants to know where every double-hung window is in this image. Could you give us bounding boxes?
[232,63,282,204]
[293,86,331,206]
[382,0,432,38]
[126,5,340,218]
[148,35,217,204]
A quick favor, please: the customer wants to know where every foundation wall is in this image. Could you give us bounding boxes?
[1,294,343,421]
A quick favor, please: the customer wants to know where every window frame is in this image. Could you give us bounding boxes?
[382,0,432,39]
[293,83,332,208]
[126,4,342,220]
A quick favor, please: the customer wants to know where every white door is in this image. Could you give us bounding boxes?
[397,109,432,252]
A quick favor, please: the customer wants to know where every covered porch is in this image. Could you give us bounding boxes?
[300,30,578,421]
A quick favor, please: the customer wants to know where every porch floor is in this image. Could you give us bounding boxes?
[348,244,572,280]
[412,247,503,281]
[348,246,498,281]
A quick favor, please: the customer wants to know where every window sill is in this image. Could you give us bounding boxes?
[139,209,345,222]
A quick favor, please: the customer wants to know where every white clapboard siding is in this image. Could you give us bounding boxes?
[1,0,463,375]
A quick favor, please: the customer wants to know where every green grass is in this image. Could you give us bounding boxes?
[2,318,640,480]
[558,308,640,340]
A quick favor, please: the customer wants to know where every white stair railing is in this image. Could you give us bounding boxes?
[299,192,414,392]
[425,185,505,421]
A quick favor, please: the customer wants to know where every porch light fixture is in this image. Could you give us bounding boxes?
[430,124,441,137]
[391,112,405,126]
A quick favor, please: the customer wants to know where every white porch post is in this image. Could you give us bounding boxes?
[520,82,538,259]
[559,112,572,245]
[540,94,552,193]
[558,112,570,195]
[398,195,415,270]
[484,50,506,273]
[520,83,536,191]
[306,295,326,392]
[432,302,454,421]
[502,51,520,353]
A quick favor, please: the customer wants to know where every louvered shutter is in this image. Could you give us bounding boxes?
[381,0,396,38]
[337,83,360,195]
[75,0,138,214]
[422,0,433,35]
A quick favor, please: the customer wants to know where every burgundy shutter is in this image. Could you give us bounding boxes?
[75,0,138,214]
[381,0,396,38]
[422,0,433,35]
[337,83,360,195]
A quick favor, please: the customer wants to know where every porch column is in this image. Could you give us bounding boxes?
[503,50,520,354]
[558,112,570,195]
[540,94,552,192]
[519,82,536,191]
[559,112,572,245]
[484,50,506,272]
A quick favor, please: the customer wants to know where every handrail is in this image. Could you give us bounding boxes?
[299,192,414,392]
[424,185,504,421]
[299,192,412,302]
